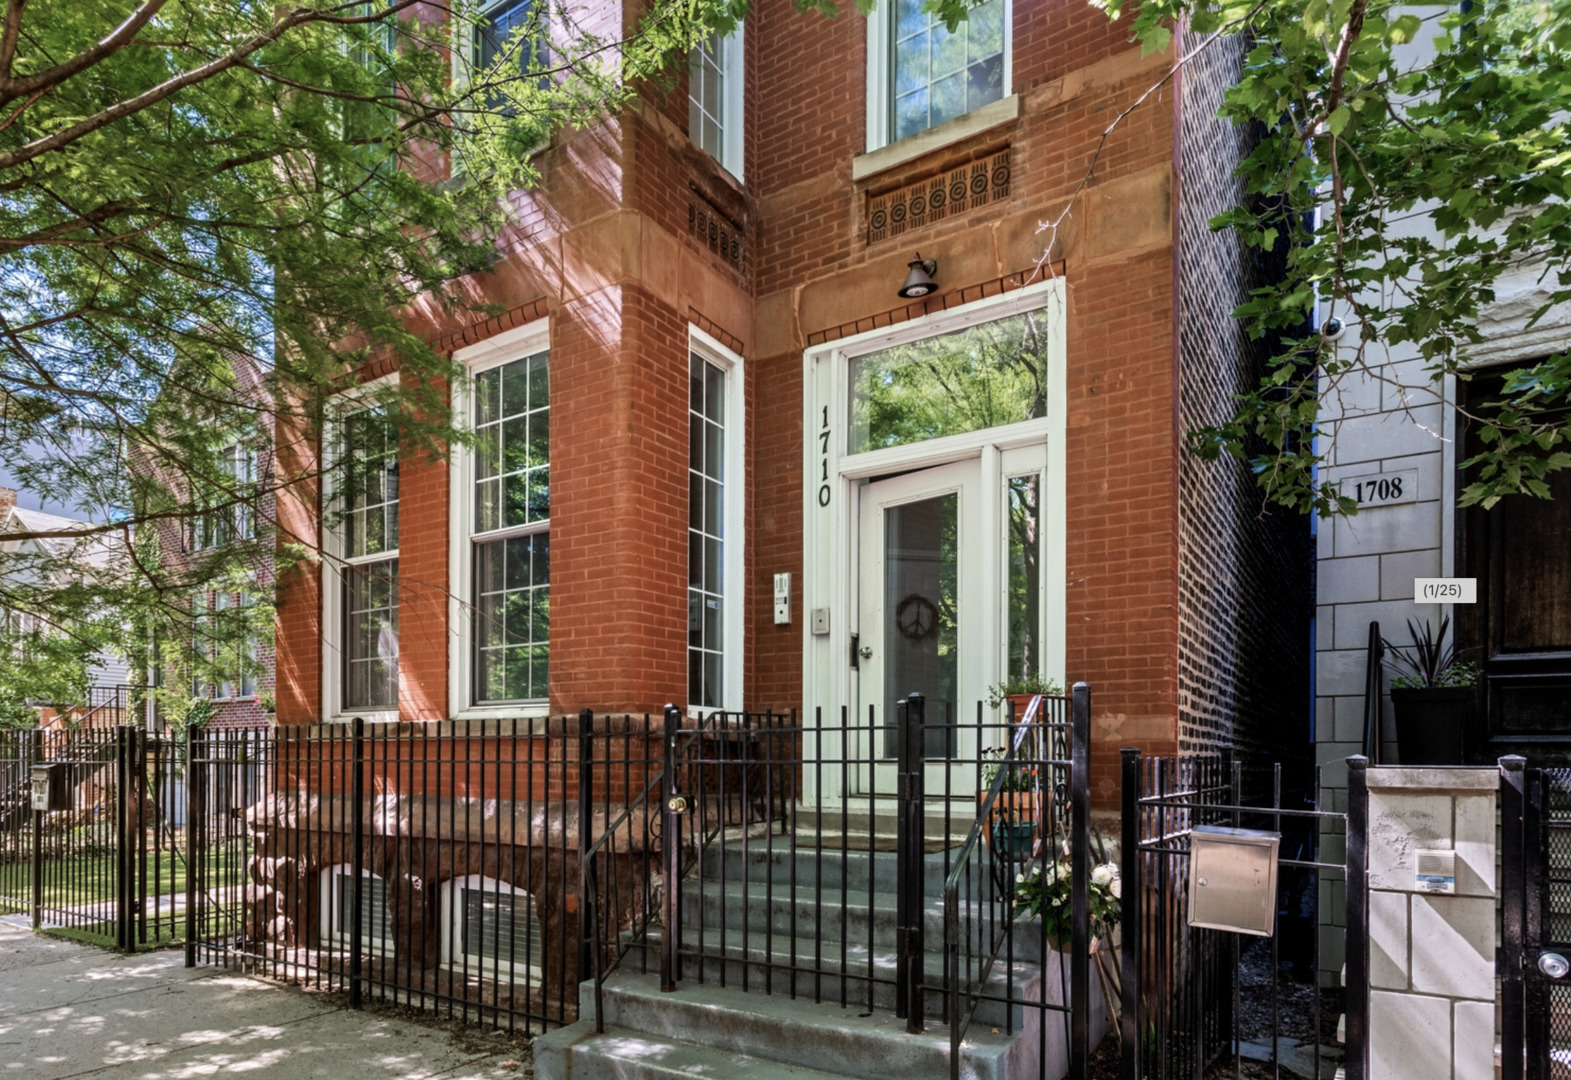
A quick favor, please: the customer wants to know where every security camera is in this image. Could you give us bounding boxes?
[1321,316,1347,343]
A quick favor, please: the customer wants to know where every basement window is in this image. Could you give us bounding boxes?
[320,865,395,955]
[440,875,544,983]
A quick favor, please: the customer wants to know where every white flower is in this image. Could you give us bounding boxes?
[1051,897,1062,906]
[1091,865,1113,888]
[1016,872,1026,883]
[1110,877,1122,900]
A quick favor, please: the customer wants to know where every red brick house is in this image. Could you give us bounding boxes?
[272,0,1309,797]
[234,3,1317,1074]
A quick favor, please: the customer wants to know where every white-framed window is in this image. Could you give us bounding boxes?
[687,328,745,712]
[323,384,400,721]
[320,865,395,955]
[688,26,745,180]
[865,0,1010,151]
[439,875,543,982]
[194,443,256,550]
[449,321,551,716]
[461,0,550,108]
[192,590,257,701]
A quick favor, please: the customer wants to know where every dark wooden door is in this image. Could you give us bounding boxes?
[1459,369,1571,763]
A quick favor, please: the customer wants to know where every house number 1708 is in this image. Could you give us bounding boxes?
[1339,468,1419,509]
[818,405,831,508]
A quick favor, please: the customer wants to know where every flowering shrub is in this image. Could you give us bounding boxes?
[1014,857,1122,944]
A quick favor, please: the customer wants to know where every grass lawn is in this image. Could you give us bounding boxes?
[32,848,229,908]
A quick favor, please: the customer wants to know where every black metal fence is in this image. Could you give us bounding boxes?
[1500,757,1571,1080]
[184,693,1100,1071]
[0,724,191,948]
[186,715,665,1035]
[651,689,1094,1080]
[1119,749,1367,1080]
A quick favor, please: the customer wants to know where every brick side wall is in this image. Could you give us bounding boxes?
[1174,29,1312,761]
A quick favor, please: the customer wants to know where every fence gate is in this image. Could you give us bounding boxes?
[1119,750,1368,1080]
[0,723,188,949]
[1501,759,1571,1080]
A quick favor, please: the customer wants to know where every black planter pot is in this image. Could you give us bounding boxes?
[1390,686,1473,765]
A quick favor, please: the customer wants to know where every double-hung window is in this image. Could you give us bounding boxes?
[867,0,1009,150]
[471,0,550,110]
[689,26,744,179]
[687,331,744,712]
[469,348,550,705]
[340,407,400,712]
[193,590,257,700]
[194,443,256,550]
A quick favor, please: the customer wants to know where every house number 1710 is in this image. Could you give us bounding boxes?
[818,405,831,508]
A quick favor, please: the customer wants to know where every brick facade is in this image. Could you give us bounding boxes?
[1174,29,1313,762]
[272,1,1310,806]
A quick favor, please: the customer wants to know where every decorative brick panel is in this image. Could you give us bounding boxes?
[866,149,1011,244]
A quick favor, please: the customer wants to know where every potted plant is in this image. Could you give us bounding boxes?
[979,746,1041,855]
[1384,617,1479,766]
[1014,854,1122,951]
[986,673,1066,720]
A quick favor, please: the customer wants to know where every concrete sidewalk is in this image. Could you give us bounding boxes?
[0,921,534,1078]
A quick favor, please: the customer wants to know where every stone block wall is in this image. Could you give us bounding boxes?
[1364,766,1496,1080]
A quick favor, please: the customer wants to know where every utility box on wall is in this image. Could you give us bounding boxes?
[30,763,70,813]
[1187,825,1281,936]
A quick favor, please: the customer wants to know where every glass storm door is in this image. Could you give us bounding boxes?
[856,459,983,794]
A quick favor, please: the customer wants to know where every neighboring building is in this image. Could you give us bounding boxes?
[272,1,1311,797]
[0,485,132,717]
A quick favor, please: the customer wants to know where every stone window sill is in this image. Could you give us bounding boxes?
[853,95,1022,184]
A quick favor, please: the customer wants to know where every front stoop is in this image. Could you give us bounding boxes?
[534,831,1105,1080]
[533,971,1040,1080]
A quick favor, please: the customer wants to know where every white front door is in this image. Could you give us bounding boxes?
[856,458,984,794]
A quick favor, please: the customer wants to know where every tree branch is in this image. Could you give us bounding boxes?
[0,0,169,107]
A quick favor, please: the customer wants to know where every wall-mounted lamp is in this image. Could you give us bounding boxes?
[897,253,938,299]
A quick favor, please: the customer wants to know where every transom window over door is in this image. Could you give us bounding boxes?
[472,350,550,704]
[847,305,1047,454]
[341,407,399,711]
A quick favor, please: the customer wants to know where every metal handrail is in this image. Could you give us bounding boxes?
[943,693,1046,1078]
[580,708,725,1032]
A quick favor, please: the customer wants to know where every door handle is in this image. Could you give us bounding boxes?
[1540,952,1570,979]
[859,646,874,659]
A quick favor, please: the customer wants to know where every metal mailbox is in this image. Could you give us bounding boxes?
[1187,824,1280,937]
[30,763,70,813]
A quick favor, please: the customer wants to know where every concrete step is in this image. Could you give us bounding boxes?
[701,835,1011,896]
[534,1024,858,1080]
[539,969,1064,1080]
[676,878,1041,954]
[644,925,1051,1026]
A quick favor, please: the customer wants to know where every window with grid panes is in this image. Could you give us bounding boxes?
[341,408,399,710]
[688,26,744,178]
[471,351,549,703]
[193,590,257,700]
[688,352,727,709]
[890,0,1006,142]
[474,0,549,110]
[195,443,256,550]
